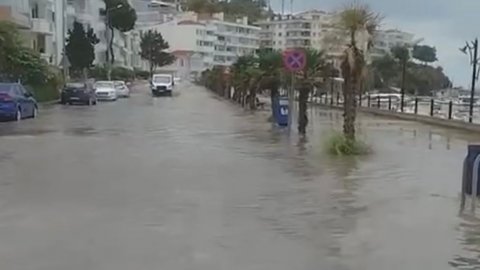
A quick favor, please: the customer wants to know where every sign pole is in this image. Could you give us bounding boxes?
[282,49,306,132]
[288,72,294,131]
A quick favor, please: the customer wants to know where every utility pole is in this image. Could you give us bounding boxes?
[460,38,479,123]
[470,39,478,123]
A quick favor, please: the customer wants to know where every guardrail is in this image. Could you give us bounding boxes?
[312,93,480,132]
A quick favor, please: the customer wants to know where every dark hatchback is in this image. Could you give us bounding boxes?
[60,83,97,105]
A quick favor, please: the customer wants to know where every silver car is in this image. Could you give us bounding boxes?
[95,81,117,101]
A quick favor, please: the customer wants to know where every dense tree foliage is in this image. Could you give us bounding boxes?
[412,45,438,64]
[371,54,450,95]
[66,21,99,78]
[103,0,137,64]
[185,0,267,22]
[139,30,175,76]
[0,22,61,101]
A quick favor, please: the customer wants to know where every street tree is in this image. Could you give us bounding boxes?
[297,49,328,134]
[412,45,437,65]
[185,0,220,14]
[257,49,282,107]
[338,3,381,141]
[103,0,137,64]
[139,30,175,76]
[65,21,100,79]
[391,45,410,110]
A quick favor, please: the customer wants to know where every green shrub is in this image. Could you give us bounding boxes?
[325,133,371,156]
[111,66,134,81]
[134,68,150,79]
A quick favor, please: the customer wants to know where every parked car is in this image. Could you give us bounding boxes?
[61,82,97,105]
[0,83,38,121]
[95,81,117,101]
[114,80,130,98]
[151,74,174,96]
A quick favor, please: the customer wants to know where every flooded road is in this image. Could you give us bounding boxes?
[0,82,479,270]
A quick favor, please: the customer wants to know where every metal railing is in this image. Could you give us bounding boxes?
[313,93,480,124]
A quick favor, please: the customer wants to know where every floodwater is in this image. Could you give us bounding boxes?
[0,82,479,270]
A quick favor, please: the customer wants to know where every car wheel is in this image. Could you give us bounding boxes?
[32,106,38,118]
[15,108,21,121]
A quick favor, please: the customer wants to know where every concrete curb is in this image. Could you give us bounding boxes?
[315,103,480,132]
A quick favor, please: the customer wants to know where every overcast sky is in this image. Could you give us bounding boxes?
[270,0,478,88]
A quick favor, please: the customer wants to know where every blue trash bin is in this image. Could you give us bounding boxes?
[273,96,289,126]
[463,144,480,195]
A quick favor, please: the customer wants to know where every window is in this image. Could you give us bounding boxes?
[278,32,282,37]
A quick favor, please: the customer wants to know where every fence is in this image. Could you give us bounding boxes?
[312,93,480,124]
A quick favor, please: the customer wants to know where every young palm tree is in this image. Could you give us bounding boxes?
[232,55,257,106]
[257,50,283,108]
[339,3,381,140]
[297,49,328,134]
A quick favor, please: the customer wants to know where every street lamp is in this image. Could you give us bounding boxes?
[460,38,480,123]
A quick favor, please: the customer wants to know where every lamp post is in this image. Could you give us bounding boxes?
[460,38,479,123]
[105,4,124,80]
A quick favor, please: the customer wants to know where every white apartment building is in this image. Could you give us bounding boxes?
[256,9,394,63]
[371,29,417,58]
[142,12,260,79]
[0,0,61,64]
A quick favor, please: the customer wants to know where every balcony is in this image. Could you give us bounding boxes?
[0,6,30,29]
[31,18,53,35]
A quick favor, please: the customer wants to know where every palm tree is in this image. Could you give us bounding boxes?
[232,55,259,108]
[338,3,381,140]
[257,50,283,109]
[297,49,328,134]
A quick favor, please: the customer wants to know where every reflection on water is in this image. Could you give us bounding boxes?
[1,85,480,269]
[451,214,480,269]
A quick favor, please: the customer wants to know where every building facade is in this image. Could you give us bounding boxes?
[256,10,415,63]
[0,0,60,64]
[370,29,417,59]
[141,12,260,79]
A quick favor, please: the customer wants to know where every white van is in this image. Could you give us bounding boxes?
[151,74,174,96]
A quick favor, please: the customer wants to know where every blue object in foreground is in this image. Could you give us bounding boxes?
[463,144,480,195]
[272,96,289,127]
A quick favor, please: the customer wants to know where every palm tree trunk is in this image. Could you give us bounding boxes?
[297,84,310,134]
[249,85,257,110]
[343,72,357,141]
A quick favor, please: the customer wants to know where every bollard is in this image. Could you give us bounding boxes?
[359,92,363,107]
[430,99,434,116]
[367,94,371,107]
[377,95,381,109]
[461,145,480,212]
[448,101,453,120]
[336,92,340,106]
[388,96,392,110]
[325,94,328,104]
[330,93,334,105]
[414,98,418,114]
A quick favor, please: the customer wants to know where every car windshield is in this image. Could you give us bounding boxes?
[96,82,114,88]
[153,76,171,84]
[114,82,125,87]
[0,84,16,95]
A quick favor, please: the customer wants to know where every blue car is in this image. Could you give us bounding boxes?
[0,83,38,121]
